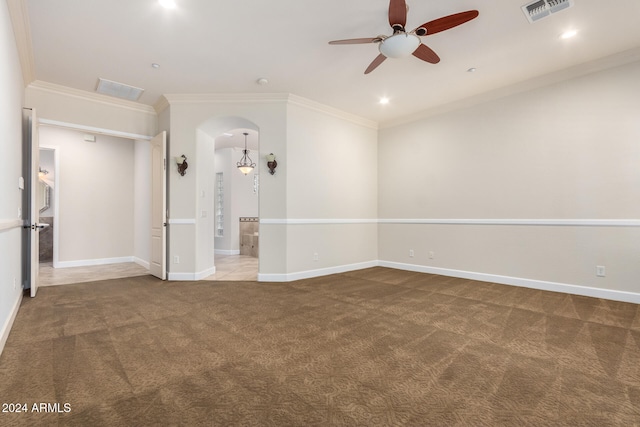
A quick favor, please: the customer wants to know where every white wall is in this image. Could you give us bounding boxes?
[378,60,640,301]
[0,0,26,354]
[38,126,136,266]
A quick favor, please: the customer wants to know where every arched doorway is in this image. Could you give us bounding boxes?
[197,117,260,280]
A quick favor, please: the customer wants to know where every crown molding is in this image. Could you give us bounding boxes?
[27,80,157,115]
[153,95,170,114]
[162,92,378,130]
[6,0,35,85]
[287,94,378,130]
[162,92,291,104]
[380,47,640,129]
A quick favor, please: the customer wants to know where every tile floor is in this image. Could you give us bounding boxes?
[39,255,258,287]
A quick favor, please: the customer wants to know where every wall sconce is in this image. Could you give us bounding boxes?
[266,153,277,175]
[175,155,188,176]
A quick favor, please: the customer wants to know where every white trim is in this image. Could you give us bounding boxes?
[28,80,157,115]
[6,0,35,85]
[133,257,150,270]
[257,258,640,304]
[161,93,378,130]
[258,261,378,282]
[0,291,23,357]
[260,218,640,227]
[56,256,135,268]
[154,96,170,114]
[196,267,216,280]
[215,249,240,256]
[378,218,640,227]
[379,261,640,304]
[288,94,378,130]
[168,218,197,225]
[163,92,290,104]
[39,118,153,141]
[0,219,22,233]
[260,218,378,225]
[168,266,216,281]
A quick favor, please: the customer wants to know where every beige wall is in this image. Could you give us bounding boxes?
[163,95,379,280]
[163,96,287,279]
[0,0,26,352]
[25,81,157,139]
[283,101,378,278]
[378,60,640,298]
[39,126,136,265]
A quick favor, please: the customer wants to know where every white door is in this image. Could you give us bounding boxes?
[150,131,167,280]
[24,108,40,297]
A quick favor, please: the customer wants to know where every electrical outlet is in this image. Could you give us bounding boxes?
[313,253,319,262]
[174,255,180,264]
[13,277,16,290]
[596,265,606,277]
[428,251,435,259]
[409,249,414,258]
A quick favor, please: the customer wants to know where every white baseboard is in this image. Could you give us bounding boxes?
[133,257,150,270]
[379,261,640,304]
[0,291,23,357]
[56,256,135,268]
[214,249,240,256]
[258,261,378,282]
[168,266,216,281]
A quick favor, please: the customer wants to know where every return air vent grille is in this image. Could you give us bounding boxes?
[521,0,573,23]
[96,78,144,101]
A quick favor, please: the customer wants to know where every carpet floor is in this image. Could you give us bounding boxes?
[1,267,639,426]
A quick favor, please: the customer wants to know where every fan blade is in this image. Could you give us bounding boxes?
[412,44,440,64]
[329,37,380,45]
[414,10,479,36]
[388,0,407,31]
[364,54,387,74]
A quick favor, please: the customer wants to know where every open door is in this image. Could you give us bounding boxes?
[23,108,41,297]
[150,131,167,280]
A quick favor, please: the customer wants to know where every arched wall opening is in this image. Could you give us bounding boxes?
[196,116,260,280]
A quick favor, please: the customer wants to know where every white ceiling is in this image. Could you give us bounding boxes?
[21,0,640,126]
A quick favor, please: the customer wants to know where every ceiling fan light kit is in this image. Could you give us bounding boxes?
[379,34,421,58]
[329,0,479,74]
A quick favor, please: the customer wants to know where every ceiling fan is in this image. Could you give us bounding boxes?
[329,0,479,74]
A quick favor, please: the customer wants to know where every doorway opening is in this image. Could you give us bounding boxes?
[197,118,260,281]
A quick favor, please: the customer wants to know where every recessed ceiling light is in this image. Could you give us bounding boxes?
[151,63,160,69]
[560,29,578,39]
[257,78,269,85]
[467,67,477,73]
[159,0,176,9]
[379,97,390,105]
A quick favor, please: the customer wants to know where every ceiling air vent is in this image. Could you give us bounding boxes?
[96,78,144,101]
[521,0,573,23]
